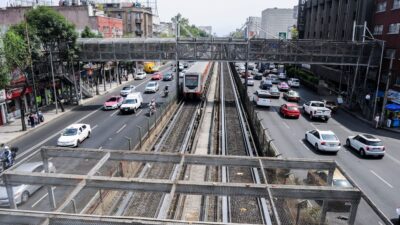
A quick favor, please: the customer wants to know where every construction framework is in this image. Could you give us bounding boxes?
[1,146,364,225]
[77,37,381,66]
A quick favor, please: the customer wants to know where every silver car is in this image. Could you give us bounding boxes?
[0,162,56,206]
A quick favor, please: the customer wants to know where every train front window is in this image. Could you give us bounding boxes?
[185,75,198,88]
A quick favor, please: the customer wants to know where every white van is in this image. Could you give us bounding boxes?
[120,92,143,114]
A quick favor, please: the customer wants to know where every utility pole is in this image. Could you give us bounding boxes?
[372,41,385,122]
[49,47,58,114]
[379,51,395,127]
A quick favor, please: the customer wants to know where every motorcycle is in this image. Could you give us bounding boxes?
[163,86,169,97]
[0,147,18,172]
[148,102,156,116]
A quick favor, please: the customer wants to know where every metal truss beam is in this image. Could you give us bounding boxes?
[42,147,337,170]
[77,38,380,67]
[3,171,360,201]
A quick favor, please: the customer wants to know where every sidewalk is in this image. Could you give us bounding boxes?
[0,75,136,145]
[340,105,400,134]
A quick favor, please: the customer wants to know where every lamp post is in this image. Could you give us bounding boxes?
[48,45,58,114]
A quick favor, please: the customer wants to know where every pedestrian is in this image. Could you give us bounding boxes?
[28,113,35,128]
[374,114,380,129]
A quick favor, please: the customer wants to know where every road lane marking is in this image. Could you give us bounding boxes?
[299,139,309,150]
[282,121,290,129]
[136,109,143,116]
[385,153,400,166]
[98,146,103,150]
[116,124,127,134]
[16,107,102,160]
[370,170,393,188]
[110,110,119,117]
[378,221,384,225]
[32,187,56,208]
[92,125,98,130]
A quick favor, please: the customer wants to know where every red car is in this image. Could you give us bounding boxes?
[280,103,300,119]
[103,96,123,110]
[151,72,162,80]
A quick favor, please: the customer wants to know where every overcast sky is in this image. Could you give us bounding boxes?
[158,0,298,36]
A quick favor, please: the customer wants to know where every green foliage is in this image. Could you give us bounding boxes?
[9,22,42,60]
[287,66,319,85]
[171,13,210,38]
[0,48,10,89]
[3,30,29,71]
[290,26,299,40]
[25,6,77,45]
[81,26,103,38]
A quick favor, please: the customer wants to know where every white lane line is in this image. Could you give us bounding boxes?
[282,121,290,129]
[370,170,394,188]
[136,109,143,116]
[116,124,127,134]
[299,139,309,150]
[110,110,119,117]
[98,146,103,150]
[92,125,98,130]
[378,221,384,225]
[16,107,102,160]
[385,153,400,166]
[31,187,56,208]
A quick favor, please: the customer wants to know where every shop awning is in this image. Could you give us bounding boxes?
[385,103,400,111]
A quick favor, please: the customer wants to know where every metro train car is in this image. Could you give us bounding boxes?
[183,62,211,99]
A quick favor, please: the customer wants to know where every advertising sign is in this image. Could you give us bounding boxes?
[278,32,287,40]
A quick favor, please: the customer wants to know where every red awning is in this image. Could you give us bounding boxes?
[6,87,33,100]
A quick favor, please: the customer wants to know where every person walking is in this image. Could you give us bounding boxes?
[28,113,35,128]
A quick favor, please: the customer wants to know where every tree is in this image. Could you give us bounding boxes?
[0,48,10,89]
[81,26,103,38]
[171,13,210,38]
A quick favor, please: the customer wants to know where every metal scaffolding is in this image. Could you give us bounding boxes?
[77,37,381,66]
[0,147,365,225]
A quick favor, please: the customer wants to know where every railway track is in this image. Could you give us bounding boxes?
[220,62,272,224]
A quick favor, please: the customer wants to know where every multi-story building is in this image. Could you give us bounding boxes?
[0,5,123,37]
[297,0,373,40]
[244,17,261,38]
[103,2,153,38]
[261,8,296,39]
[372,0,400,92]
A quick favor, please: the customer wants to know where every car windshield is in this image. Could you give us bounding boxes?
[289,91,298,96]
[258,92,270,98]
[122,87,131,90]
[271,87,278,92]
[321,134,337,141]
[107,97,117,102]
[287,106,298,111]
[292,79,299,82]
[63,128,77,136]
[312,103,325,107]
[147,83,156,87]
[365,140,383,146]
[123,99,137,104]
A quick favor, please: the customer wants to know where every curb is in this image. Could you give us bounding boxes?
[340,107,400,134]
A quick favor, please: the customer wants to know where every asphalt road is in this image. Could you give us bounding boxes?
[245,76,400,224]
[5,64,180,212]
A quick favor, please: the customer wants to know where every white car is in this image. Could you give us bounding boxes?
[346,134,385,158]
[144,81,159,93]
[120,85,136,97]
[305,129,341,153]
[57,124,91,147]
[0,162,56,206]
[288,78,300,87]
[245,76,254,86]
[179,72,185,78]
[303,101,331,121]
[253,90,272,107]
[278,72,287,80]
[134,71,147,80]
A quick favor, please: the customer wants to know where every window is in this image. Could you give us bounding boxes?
[388,23,400,34]
[376,1,387,12]
[393,0,400,9]
[373,25,383,35]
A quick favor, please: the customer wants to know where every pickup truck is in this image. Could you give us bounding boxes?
[303,101,332,121]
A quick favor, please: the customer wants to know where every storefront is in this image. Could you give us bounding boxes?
[0,90,7,126]
[5,87,32,122]
[384,89,400,128]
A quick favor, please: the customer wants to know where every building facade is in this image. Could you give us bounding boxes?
[103,3,153,38]
[261,8,296,39]
[372,0,400,91]
[245,17,261,38]
[0,5,123,37]
[297,0,374,40]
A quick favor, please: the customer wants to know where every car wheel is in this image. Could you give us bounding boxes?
[305,134,308,141]
[315,143,319,151]
[325,118,329,122]
[309,112,313,120]
[75,140,79,148]
[133,108,137,114]
[377,155,384,159]
[87,131,91,138]
[21,191,29,204]
[360,149,366,157]
[346,139,350,147]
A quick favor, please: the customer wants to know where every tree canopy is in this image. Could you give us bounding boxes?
[81,26,103,38]
[171,13,209,38]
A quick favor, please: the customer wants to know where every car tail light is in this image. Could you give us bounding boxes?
[321,142,326,145]
[382,146,385,151]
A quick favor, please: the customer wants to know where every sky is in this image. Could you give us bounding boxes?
[157,0,298,36]
[0,0,298,36]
